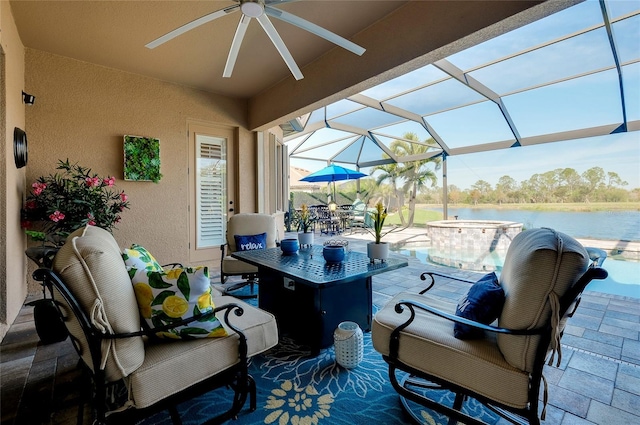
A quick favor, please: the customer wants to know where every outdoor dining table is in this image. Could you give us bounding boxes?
[232,245,408,354]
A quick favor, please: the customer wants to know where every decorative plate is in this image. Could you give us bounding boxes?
[13,127,28,168]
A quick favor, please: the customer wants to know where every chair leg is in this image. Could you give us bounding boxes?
[94,376,108,425]
[248,375,257,411]
[76,365,90,425]
[222,277,258,299]
[169,406,183,425]
[391,367,487,425]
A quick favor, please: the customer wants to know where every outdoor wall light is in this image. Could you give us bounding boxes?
[22,91,35,105]
[329,202,338,212]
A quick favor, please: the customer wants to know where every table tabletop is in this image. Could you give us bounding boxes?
[232,246,408,288]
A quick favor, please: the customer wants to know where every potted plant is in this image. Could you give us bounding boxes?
[21,159,130,249]
[366,201,392,262]
[296,204,315,246]
[21,160,130,344]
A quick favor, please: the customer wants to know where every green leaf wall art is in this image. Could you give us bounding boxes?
[124,135,163,183]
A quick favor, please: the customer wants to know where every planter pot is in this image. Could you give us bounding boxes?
[25,246,60,269]
[298,232,314,247]
[280,238,299,255]
[367,242,389,263]
[26,299,68,345]
[323,245,345,263]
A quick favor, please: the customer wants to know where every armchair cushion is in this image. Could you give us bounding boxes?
[372,292,531,409]
[122,244,163,272]
[498,228,589,372]
[221,213,277,280]
[234,232,267,251]
[52,225,144,382]
[129,295,278,408]
[221,257,258,275]
[130,266,227,339]
[454,272,504,339]
[226,213,278,253]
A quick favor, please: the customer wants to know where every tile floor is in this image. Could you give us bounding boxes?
[1,230,639,425]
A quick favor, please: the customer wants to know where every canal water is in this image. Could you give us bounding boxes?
[440,208,640,241]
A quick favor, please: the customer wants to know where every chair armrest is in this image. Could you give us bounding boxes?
[387,297,550,374]
[33,268,250,343]
[418,271,478,294]
[220,244,228,271]
[586,247,607,267]
[393,298,546,337]
[105,303,248,340]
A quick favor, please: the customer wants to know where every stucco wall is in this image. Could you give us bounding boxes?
[0,0,27,341]
[23,49,252,293]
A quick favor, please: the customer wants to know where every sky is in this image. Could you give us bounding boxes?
[291,131,640,191]
[441,132,640,190]
[287,0,640,191]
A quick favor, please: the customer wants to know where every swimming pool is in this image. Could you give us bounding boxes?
[395,246,640,299]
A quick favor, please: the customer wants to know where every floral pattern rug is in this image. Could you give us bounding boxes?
[141,330,499,425]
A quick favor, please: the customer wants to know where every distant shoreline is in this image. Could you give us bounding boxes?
[417,202,640,213]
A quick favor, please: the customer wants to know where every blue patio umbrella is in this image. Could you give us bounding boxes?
[300,164,367,201]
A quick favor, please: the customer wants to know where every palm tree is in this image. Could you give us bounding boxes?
[390,133,441,226]
[372,162,405,226]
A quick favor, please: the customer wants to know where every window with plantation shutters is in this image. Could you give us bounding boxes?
[195,135,226,249]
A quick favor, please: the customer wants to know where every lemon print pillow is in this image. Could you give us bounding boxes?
[122,244,163,272]
[131,266,227,339]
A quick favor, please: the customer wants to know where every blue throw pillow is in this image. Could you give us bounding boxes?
[234,232,267,251]
[454,272,505,339]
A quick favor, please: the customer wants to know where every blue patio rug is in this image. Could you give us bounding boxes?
[141,330,499,425]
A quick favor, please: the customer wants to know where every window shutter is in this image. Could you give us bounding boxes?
[196,137,226,248]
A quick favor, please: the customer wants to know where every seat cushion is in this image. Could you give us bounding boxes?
[498,228,588,372]
[372,292,531,410]
[52,225,144,381]
[222,256,258,275]
[128,296,278,408]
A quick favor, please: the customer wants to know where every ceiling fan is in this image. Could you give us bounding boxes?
[145,0,366,80]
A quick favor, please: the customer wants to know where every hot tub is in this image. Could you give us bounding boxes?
[427,220,523,271]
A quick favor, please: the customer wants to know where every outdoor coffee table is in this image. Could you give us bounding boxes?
[232,245,408,354]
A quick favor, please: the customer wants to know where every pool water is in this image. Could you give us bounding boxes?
[396,247,640,299]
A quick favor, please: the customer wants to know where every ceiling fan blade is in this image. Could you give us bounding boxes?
[265,6,365,56]
[256,15,304,80]
[223,15,252,78]
[264,0,298,5]
[145,5,240,49]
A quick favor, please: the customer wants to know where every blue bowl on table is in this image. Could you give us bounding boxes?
[280,238,299,255]
[323,245,345,263]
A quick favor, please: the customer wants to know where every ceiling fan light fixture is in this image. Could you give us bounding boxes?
[240,0,264,18]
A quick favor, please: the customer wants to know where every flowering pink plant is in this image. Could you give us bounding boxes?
[21,159,130,245]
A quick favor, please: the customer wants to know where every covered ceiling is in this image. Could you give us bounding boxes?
[10,0,405,99]
[9,0,557,129]
[284,0,640,170]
